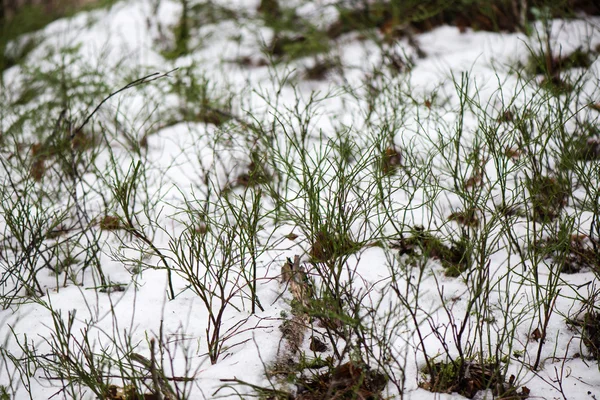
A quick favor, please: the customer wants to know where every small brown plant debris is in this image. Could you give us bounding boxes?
[274,256,313,382]
[71,129,96,152]
[464,173,483,190]
[99,283,126,293]
[309,336,327,353]
[381,146,402,175]
[529,327,542,342]
[304,60,333,81]
[285,232,299,241]
[296,361,387,400]
[280,256,313,302]
[197,108,230,126]
[448,209,480,227]
[281,257,295,284]
[235,56,253,66]
[589,103,600,112]
[385,51,411,74]
[194,222,208,235]
[99,215,123,231]
[279,317,307,355]
[279,255,313,350]
[139,135,149,149]
[106,384,136,400]
[496,203,519,218]
[31,142,43,157]
[30,142,48,181]
[234,55,268,67]
[379,15,401,38]
[310,231,334,262]
[236,172,252,187]
[30,158,46,181]
[498,109,515,123]
[420,360,524,399]
[505,147,522,160]
[46,225,72,239]
[236,152,272,188]
[498,383,530,400]
[106,384,161,400]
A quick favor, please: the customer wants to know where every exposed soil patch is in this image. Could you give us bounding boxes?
[295,361,387,400]
[420,359,529,399]
[326,1,600,41]
[393,227,472,276]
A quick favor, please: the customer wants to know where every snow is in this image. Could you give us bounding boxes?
[1,1,600,399]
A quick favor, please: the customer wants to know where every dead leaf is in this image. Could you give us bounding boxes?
[505,147,522,160]
[285,232,298,241]
[589,103,600,112]
[309,336,328,352]
[99,215,122,231]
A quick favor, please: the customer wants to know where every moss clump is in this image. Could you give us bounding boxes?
[396,227,472,276]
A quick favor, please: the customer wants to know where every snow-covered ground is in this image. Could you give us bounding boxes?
[1,1,600,399]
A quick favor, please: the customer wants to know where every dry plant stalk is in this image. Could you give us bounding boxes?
[279,255,312,354]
